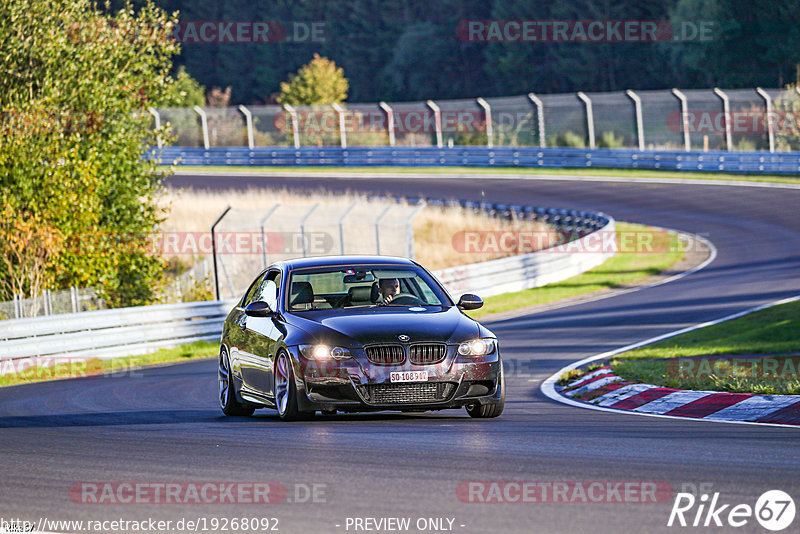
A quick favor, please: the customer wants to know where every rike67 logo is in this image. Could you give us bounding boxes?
[668,490,795,531]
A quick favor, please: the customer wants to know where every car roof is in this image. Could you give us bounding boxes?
[274,255,418,271]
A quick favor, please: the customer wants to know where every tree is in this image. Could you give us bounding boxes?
[161,66,206,108]
[0,0,182,307]
[277,54,349,105]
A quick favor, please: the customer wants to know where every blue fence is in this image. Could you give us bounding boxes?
[152,146,800,175]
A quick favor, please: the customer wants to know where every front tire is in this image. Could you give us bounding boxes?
[466,373,505,419]
[274,351,313,421]
[219,347,255,417]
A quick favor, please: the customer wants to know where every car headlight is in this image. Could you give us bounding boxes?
[299,345,352,360]
[457,338,496,356]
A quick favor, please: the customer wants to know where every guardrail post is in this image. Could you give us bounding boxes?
[148,107,163,149]
[331,103,347,149]
[426,100,443,148]
[211,206,231,301]
[238,105,255,149]
[527,93,546,147]
[338,202,357,254]
[626,90,645,150]
[299,204,319,257]
[576,92,595,149]
[70,286,79,314]
[283,104,301,149]
[756,87,775,153]
[193,106,210,149]
[672,88,691,151]
[374,205,392,255]
[379,102,395,146]
[713,87,732,151]
[259,204,281,268]
[476,97,493,147]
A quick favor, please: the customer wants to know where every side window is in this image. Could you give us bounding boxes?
[257,270,281,310]
[242,272,268,307]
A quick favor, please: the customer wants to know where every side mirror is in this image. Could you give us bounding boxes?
[457,293,483,310]
[245,300,273,317]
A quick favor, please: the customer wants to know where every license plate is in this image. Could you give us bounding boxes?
[390,370,428,383]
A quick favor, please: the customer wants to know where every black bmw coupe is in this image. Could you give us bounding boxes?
[218,256,504,420]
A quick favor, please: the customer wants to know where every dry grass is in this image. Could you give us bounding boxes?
[159,187,555,270]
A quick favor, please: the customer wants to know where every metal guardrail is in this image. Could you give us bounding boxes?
[0,202,612,371]
[436,219,615,298]
[152,146,800,174]
[0,300,235,367]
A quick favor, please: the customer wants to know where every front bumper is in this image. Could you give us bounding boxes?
[287,345,503,412]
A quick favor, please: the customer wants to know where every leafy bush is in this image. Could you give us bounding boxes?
[551,131,586,147]
[0,0,184,306]
[597,130,625,148]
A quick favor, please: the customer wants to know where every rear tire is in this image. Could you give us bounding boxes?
[466,373,505,419]
[219,347,255,417]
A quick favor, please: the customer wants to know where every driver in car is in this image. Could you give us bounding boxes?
[377,278,400,304]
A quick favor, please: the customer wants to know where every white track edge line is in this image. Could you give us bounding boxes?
[540,294,800,430]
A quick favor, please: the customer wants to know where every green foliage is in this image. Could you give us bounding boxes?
[0,0,182,306]
[551,131,586,147]
[597,131,625,148]
[277,54,349,106]
[160,66,206,108]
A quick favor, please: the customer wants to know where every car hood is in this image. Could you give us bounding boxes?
[285,306,481,346]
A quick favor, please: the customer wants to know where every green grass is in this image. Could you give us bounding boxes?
[0,341,218,388]
[609,300,800,394]
[467,222,685,318]
[168,165,800,184]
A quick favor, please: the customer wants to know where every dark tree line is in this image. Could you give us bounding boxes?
[109,0,800,105]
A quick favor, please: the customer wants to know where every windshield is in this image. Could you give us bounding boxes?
[287,266,450,312]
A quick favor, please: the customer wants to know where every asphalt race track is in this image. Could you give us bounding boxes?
[2,173,799,534]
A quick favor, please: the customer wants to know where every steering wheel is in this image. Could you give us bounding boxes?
[384,293,424,305]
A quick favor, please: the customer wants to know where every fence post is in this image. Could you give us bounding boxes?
[527,93,546,148]
[283,104,301,149]
[238,105,255,149]
[576,92,595,149]
[211,206,232,301]
[755,87,775,153]
[713,87,732,151]
[148,107,163,149]
[331,103,347,148]
[43,289,52,316]
[379,102,395,146]
[338,202,357,254]
[259,204,281,268]
[13,294,21,319]
[374,205,392,255]
[671,89,691,151]
[426,100,443,148]
[626,90,645,150]
[405,202,426,258]
[193,106,210,149]
[476,97,493,148]
[299,204,320,258]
